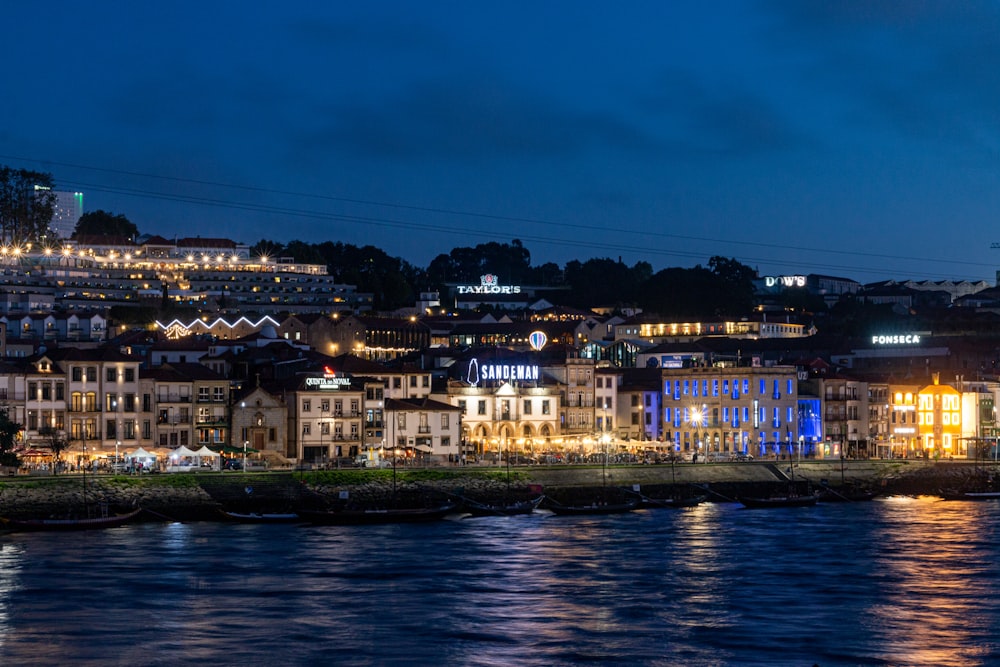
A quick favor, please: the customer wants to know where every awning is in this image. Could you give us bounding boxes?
[414,445,433,453]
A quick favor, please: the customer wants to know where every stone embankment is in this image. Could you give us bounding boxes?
[0,460,992,520]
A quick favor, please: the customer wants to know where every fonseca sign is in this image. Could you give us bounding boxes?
[456,273,522,295]
[466,358,539,386]
[871,334,921,345]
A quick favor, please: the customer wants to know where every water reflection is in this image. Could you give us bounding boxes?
[865,497,1000,667]
[0,541,24,651]
[1,502,1000,665]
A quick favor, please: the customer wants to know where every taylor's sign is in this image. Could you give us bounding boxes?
[456,274,522,295]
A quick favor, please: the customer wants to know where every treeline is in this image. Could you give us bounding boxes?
[249,237,759,317]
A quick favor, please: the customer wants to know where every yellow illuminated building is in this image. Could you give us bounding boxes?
[917,376,963,458]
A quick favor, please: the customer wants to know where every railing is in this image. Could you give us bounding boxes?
[158,394,191,403]
[418,426,431,434]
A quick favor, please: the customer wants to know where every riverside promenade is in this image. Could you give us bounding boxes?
[0,459,989,521]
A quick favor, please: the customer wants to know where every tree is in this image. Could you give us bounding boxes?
[38,426,68,475]
[0,165,56,243]
[73,210,138,239]
[0,409,21,469]
[250,238,284,260]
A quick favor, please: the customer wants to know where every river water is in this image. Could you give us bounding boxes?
[0,496,997,666]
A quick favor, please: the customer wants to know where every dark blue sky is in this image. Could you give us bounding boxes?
[3,1,1000,282]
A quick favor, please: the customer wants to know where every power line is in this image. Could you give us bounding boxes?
[3,154,995,282]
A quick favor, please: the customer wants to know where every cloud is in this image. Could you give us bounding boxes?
[762,0,1000,154]
[637,70,806,157]
[298,74,656,162]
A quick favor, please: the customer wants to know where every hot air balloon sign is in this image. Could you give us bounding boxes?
[529,330,547,351]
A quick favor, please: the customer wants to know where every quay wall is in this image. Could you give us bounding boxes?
[0,460,988,520]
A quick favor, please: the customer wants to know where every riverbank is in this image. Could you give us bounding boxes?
[0,460,992,520]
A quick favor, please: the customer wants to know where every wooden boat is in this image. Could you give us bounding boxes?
[940,490,1000,501]
[1,506,144,531]
[462,496,544,517]
[816,488,878,502]
[640,494,707,509]
[298,503,457,525]
[546,498,640,516]
[738,494,817,509]
[220,510,302,523]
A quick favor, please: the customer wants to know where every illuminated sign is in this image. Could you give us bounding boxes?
[763,275,806,288]
[529,331,547,351]
[872,334,921,345]
[456,274,522,295]
[305,370,352,390]
[894,427,916,434]
[466,358,539,386]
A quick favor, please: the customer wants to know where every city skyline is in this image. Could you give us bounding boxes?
[4,3,1000,283]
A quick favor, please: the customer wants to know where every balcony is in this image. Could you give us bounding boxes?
[418,426,431,434]
[158,394,191,403]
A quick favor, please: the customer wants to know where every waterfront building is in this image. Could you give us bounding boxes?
[44,347,142,461]
[232,384,290,464]
[660,364,800,459]
[284,369,366,464]
[916,375,963,458]
[384,396,461,465]
[887,383,922,458]
[23,354,66,450]
[798,365,869,459]
[444,379,561,462]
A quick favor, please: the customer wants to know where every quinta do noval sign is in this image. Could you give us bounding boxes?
[305,374,352,390]
[456,274,522,295]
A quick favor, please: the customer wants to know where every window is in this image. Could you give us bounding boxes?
[107,368,117,382]
[55,384,64,401]
[321,399,330,413]
[213,387,225,402]
[125,368,135,382]
[199,387,210,401]
[72,367,82,382]
[302,423,311,435]
[542,400,551,415]
[478,400,487,415]
[28,382,37,400]
[142,420,151,439]
[422,376,429,387]
[398,413,406,429]
[303,400,311,413]
[124,394,135,411]
[410,376,417,387]
[393,377,401,389]
[86,367,97,382]
[523,400,532,415]
[441,414,449,429]
[320,421,330,435]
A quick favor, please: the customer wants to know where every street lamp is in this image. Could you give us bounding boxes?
[243,439,248,475]
[691,405,705,463]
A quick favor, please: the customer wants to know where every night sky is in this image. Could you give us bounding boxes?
[3,1,1000,282]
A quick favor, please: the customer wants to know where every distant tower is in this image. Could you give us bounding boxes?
[43,188,84,240]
